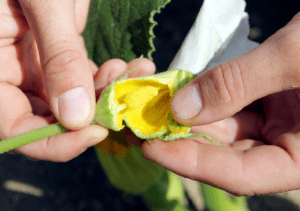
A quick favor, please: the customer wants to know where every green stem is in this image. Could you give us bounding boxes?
[0,123,68,154]
[0,57,144,154]
[200,183,250,211]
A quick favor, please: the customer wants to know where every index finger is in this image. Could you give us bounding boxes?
[141,136,300,196]
[0,83,108,161]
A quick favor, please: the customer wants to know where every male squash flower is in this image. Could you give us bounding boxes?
[93,66,219,201]
[94,68,219,143]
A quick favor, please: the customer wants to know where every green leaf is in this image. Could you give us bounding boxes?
[82,0,171,66]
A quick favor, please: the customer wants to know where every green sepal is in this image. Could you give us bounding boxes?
[95,68,220,145]
[171,69,197,96]
[94,69,189,133]
[138,69,192,86]
[161,113,222,144]
[161,133,222,144]
[94,82,121,131]
[125,118,168,140]
[94,144,165,194]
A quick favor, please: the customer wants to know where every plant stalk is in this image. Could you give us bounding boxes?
[0,123,68,154]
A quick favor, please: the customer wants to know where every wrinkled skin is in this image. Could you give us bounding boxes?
[3,0,300,197]
[141,12,300,196]
[0,0,155,161]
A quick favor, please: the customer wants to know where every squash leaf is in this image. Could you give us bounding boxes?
[82,0,171,66]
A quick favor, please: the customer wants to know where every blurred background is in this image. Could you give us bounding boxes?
[153,0,299,72]
[1,0,299,210]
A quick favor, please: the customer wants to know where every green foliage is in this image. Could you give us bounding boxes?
[142,171,189,210]
[200,183,250,211]
[82,0,170,66]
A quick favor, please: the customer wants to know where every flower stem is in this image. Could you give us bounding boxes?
[0,56,144,154]
[0,123,68,154]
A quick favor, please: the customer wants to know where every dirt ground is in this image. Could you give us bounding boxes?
[1,0,300,210]
[2,149,300,211]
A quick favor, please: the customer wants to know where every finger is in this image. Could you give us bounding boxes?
[0,44,24,86]
[190,111,263,146]
[230,139,264,151]
[24,93,52,116]
[0,0,29,46]
[94,59,128,91]
[126,58,156,78]
[89,59,99,75]
[94,58,156,96]
[19,0,94,130]
[0,83,108,161]
[171,13,300,126]
[13,124,108,162]
[0,31,45,100]
[142,138,300,196]
[74,0,91,33]
[262,90,300,143]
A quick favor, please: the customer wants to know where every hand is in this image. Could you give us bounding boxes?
[0,0,156,162]
[0,0,105,161]
[142,12,300,196]
[94,58,156,151]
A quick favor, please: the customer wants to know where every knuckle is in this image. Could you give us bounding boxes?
[271,21,300,84]
[43,45,84,76]
[207,61,245,106]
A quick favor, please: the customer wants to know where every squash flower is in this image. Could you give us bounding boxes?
[93,66,219,198]
[93,68,199,195]
[94,68,218,142]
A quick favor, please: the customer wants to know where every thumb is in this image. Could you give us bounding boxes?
[19,0,94,130]
[171,13,300,126]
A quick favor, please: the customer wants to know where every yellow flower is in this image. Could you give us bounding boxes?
[93,66,219,194]
[94,69,198,141]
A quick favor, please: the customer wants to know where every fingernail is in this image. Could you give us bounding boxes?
[58,87,91,125]
[171,84,202,119]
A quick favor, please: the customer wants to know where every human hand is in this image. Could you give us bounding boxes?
[0,0,107,161]
[0,1,153,162]
[142,12,300,196]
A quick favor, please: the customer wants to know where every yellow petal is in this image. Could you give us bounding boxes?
[125,89,170,135]
[114,79,171,135]
[124,86,158,110]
